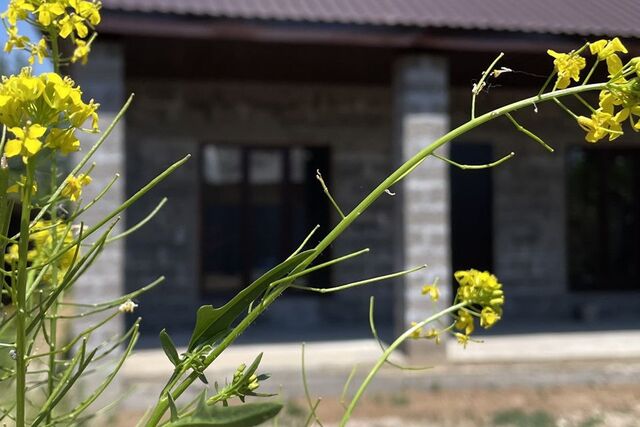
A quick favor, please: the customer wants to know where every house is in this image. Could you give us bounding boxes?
[71,0,640,359]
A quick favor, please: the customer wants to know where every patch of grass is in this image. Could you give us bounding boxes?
[389,392,410,407]
[284,400,306,418]
[578,415,604,427]
[492,408,555,427]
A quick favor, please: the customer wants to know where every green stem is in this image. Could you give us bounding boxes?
[339,302,466,426]
[47,153,59,425]
[582,59,601,85]
[143,81,607,427]
[15,161,35,427]
[49,30,60,74]
[472,52,504,119]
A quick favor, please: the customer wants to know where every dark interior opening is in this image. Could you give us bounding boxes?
[450,143,494,274]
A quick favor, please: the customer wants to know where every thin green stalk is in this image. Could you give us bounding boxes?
[316,170,345,219]
[368,297,430,371]
[15,161,35,427]
[301,343,323,427]
[291,264,426,294]
[47,149,59,426]
[554,98,579,119]
[573,93,596,112]
[505,113,554,152]
[582,59,601,85]
[143,82,607,427]
[472,52,504,118]
[105,197,167,243]
[431,151,515,169]
[340,302,466,426]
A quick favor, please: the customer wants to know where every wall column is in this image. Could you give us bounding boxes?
[71,41,126,345]
[393,55,451,361]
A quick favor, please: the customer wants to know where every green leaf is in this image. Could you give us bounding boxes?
[187,250,314,351]
[168,394,179,422]
[165,402,282,427]
[160,329,181,366]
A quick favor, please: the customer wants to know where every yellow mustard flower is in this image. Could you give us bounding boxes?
[58,14,88,38]
[409,321,423,339]
[29,38,48,65]
[425,328,441,344]
[590,38,628,75]
[4,25,28,52]
[61,173,92,202]
[71,38,91,64]
[455,333,470,348]
[480,307,500,328]
[547,49,586,89]
[5,123,46,161]
[36,1,65,26]
[71,0,101,26]
[455,309,475,336]
[7,175,37,194]
[2,0,34,25]
[31,220,78,282]
[421,281,439,302]
[45,128,80,154]
[4,220,78,283]
[577,110,623,143]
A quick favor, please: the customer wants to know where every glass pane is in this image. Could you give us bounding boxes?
[202,146,242,185]
[201,146,243,293]
[249,150,283,281]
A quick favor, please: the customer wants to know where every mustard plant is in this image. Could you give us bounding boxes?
[0,1,638,426]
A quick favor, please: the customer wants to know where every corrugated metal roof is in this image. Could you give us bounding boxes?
[101,0,640,38]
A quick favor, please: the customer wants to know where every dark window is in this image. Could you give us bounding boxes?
[450,144,494,273]
[567,147,640,291]
[200,145,330,296]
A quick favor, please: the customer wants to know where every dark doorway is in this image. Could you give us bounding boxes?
[567,147,640,292]
[449,144,494,273]
[199,145,331,297]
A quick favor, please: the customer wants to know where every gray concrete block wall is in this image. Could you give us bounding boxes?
[71,42,126,345]
[124,80,396,342]
[393,56,451,360]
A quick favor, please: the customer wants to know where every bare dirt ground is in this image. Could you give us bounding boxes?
[116,384,640,426]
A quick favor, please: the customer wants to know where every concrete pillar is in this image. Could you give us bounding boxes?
[70,41,126,345]
[392,55,450,361]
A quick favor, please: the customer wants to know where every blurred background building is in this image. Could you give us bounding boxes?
[69,0,640,361]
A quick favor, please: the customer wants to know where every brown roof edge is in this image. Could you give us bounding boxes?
[99,12,600,54]
[100,0,640,39]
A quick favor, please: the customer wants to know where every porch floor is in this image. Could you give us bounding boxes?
[121,329,640,410]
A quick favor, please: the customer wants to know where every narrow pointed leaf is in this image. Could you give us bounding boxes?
[187,250,314,351]
[165,402,282,427]
[168,394,178,422]
[160,329,181,366]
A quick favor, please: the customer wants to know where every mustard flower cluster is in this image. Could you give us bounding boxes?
[452,269,504,347]
[409,271,503,347]
[0,67,99,163]
[546,38,640,144]
[2,0,101,65]
[4,220,78,283]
